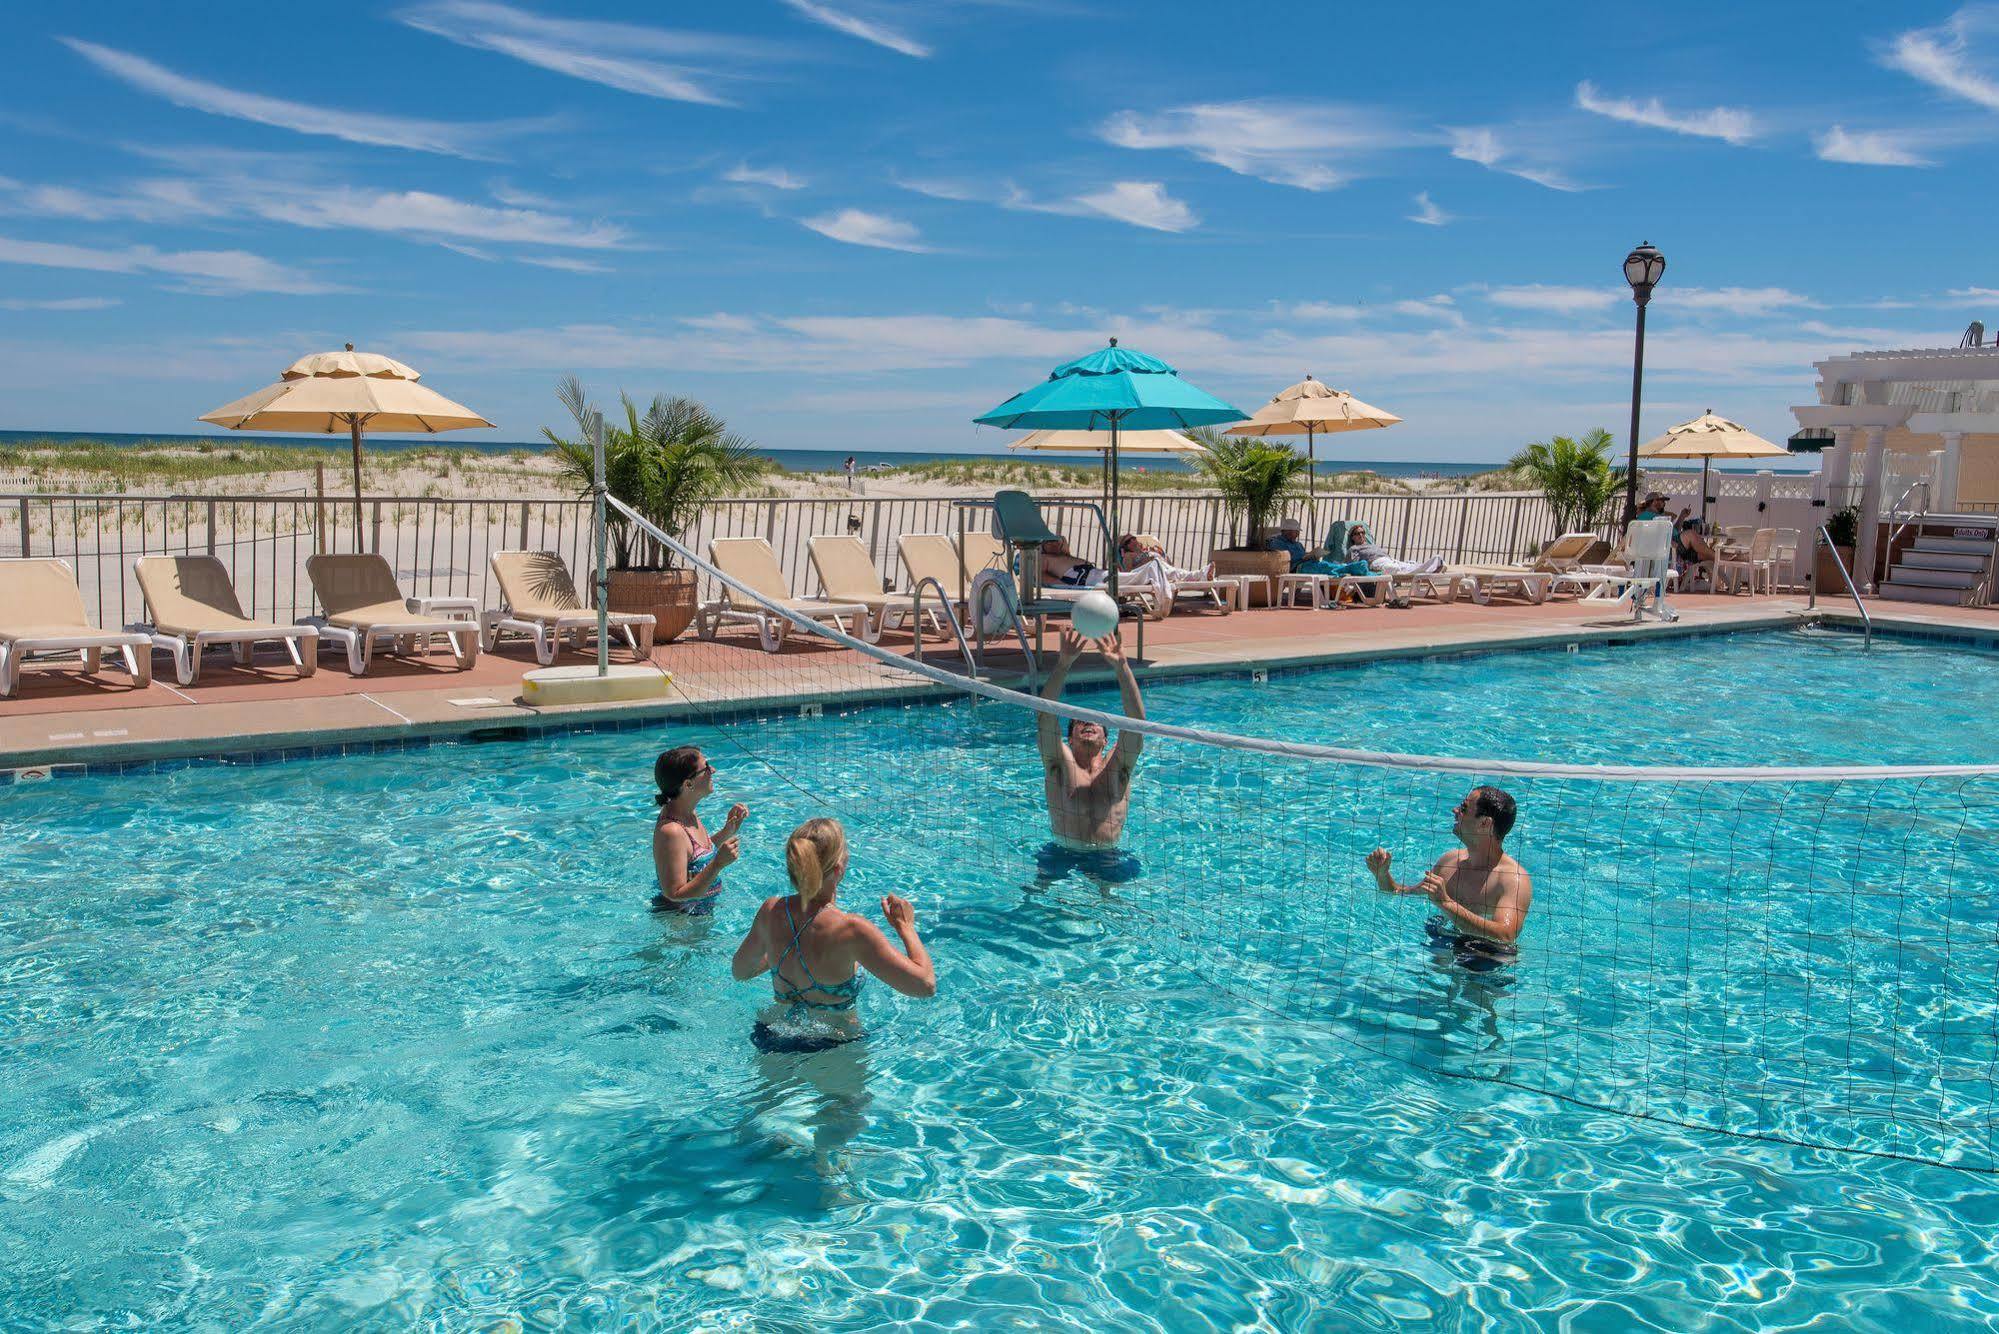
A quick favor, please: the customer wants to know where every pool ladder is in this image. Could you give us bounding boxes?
[909,576,1039,687]
[1807,524,1872,648]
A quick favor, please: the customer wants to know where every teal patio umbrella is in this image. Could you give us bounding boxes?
[975,338,1244,600]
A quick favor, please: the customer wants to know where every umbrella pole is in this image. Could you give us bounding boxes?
[1307,425,1316,539]
[1107,414,1121,608]
[1700,456,1711,524]
[348,416,366,549]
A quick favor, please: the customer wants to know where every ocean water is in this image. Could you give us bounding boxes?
[1,628,1994,1329]
[0,429,1531,479]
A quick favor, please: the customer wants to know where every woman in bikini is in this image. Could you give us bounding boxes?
[730,818,936,1051]
[651,746,748,915]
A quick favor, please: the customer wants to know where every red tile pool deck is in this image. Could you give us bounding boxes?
[0,592,1991,769]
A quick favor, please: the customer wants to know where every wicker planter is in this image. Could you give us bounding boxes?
[1211,548,1290,606]
[607,567,699,644]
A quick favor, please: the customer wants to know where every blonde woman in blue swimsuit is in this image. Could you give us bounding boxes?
[731,818,936,1051]
[652,746,747,915]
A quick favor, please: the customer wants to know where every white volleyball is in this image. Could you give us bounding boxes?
[1070,589,1119,639]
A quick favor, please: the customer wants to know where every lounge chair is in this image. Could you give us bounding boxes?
[481,550,655,665]
[1446,566,1555,604]
[896,532,978,608]
[0,558,153,697]
[697,537,869,653]
[301,553,480,674]
[1276,569,1393,608]
[1124,532,1237,613]
[132,554,317,685]
[808,535,947,644]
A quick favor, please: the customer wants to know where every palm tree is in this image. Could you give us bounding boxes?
[544,376,765,569]
[1191,429,1311,547]
[1508,428,1627,541]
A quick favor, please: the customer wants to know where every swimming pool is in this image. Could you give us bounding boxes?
[5,626,1998,1328]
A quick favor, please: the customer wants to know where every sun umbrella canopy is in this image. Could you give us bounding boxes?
[974,339,1244,431]
[1008,427,1208,455]
[1225,375,1400,437]
[200,347,492,435]
[1638,410,1787,460]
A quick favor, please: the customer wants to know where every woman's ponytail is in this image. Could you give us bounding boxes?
[784,817,847,915]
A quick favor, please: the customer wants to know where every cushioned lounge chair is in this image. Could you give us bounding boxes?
[698,537,869,653]
[1124,532,1236,614]
[481,550,655,665]
[301,553,480,674]
[0,558,153,697]
[807,534,947,644]
[132,554,317,684]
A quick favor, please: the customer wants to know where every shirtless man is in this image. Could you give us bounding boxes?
[1037,628,1144,856]
[1365,786,1533,971]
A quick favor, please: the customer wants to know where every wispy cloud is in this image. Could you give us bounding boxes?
[799,208,928,251]
[1070,181,1196,232]
[60,38,514,157]
[0,296,120,311]
[1447,127,1591,191]
[517,254,612,273]
[1815,125,1933,167]
[898,176,1197,232]
[779,0,930,57]
[1408,191,1449,226]
[1573,81,1756,144]
[725,163,807,190]
[1100,101,1419,191]
[400,1,783,106]
[1484,284,1621,314]
[0,234,332,295]
[0,171,629,250]
[1883,8,1999,111]
[1673,286,1813,316]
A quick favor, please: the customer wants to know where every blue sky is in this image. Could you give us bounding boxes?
[1,1,1996,461]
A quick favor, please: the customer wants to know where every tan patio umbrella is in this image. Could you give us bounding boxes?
[1225,375,1400,499]
[1638,409,1787,521]
[1009,427,1209,502]
[1008,428,1209,455]
[199,343,493,505]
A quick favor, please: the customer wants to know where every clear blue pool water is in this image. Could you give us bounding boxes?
[4,626,1998,1329]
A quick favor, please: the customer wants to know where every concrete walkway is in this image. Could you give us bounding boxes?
[1,591,1991,771]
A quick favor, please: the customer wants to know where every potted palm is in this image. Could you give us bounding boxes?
[1507,428,1626,551]
[545,376,765,643]
[1817,505,1860,590]
[1194,432,1308,605]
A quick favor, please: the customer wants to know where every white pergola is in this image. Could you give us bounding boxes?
[1791,341,1999,582]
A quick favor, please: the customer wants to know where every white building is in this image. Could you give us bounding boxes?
[1792,340,1999,603]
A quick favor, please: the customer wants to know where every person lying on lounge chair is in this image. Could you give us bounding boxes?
[1117,534,1213,583]
[1041,536,1108,587]
[1346,523,1445,576]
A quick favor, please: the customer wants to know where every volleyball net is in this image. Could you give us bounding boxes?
[612,496,1999,1175]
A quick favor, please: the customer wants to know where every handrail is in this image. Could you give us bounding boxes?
[1884,478,1930,554]
[1808,523,1872,647]
[908,575,982,682]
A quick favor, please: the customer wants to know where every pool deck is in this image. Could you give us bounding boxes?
[2,591,1994,771]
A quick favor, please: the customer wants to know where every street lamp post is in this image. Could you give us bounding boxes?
[1622,241,1666,522]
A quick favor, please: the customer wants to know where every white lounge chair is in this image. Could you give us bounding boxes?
[0,558,153,697]
[1447,566,1555,604]
[481,550,655,665]
[1276,570,1393,608]
[895,532,978,611]
[808,535,947,644]
[301,553,480,674]
[698,537,869,653]
[1121,533,1237,615]
[131,554,317,685]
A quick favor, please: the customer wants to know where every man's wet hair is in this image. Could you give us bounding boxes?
[1469,785,1517,840]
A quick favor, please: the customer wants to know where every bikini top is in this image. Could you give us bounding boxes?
[772,900,863,1012]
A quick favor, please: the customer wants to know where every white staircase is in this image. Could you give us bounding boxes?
[1879,523,1995,605]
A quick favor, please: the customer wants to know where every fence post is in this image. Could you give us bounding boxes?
[205,499,217,556]
[1507,496,1525,561]
[313,463,326,555]
[1400,495,1415,553]
[517,501,530,550]
[370,500,382,554]
[764,500,778,542]
[1453,495,1472,562]
[16,498,28,558]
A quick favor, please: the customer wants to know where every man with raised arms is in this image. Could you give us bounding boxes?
[1035,629,1146,879]
[1366,785,1533,971]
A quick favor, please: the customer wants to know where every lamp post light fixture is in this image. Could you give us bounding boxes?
[1622,241,1665,522]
